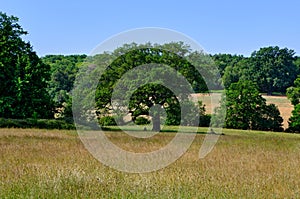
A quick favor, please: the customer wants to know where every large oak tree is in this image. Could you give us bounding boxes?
[95,44,211,131]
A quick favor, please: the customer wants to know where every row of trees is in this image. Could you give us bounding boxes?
[212,48,300,95]
[74,43,294,132]
[1,12,300,132]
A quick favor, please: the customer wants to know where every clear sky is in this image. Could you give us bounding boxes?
[1,0,300,56]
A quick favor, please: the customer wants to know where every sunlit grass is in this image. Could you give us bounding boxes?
[1,128,300,198]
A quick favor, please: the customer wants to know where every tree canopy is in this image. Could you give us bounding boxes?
[211,54,244,77]
[41,54,86,122]
[221,46,299,95]
[94,44,214,131]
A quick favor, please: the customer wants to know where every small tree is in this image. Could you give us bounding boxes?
[288,104,300,132]
[223,80,283,131]
[287,76,300,132]
[255,104,283,132]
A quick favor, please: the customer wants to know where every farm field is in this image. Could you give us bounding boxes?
[1,128,300,198]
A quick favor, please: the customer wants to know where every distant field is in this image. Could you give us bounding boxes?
[1,128,300,198]
[193,93,293,129]
[263,95,293,129]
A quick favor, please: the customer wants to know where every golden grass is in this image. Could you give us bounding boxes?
[1,128,300,198]
[263,95,293,129]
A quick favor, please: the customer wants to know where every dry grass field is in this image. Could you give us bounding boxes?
[1,128,300,198]
[263,95,293,129]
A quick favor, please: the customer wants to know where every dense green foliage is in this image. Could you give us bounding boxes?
[287,104,300,132]
[42,55,86,122]
[220,46,298,95]
[133,116,151,125]
[98,116,118,126]
[220,80,283,131]
[251,47,298,94]
[0,118,75,129]
[287,77,300,106]
[0,12,53,119]
[287,77,300,132]
[93,43,213,131]
[211,54,244,77]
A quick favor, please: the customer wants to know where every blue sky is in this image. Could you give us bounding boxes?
[1,0,300,56]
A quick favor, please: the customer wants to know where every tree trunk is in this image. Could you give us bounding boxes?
[152,113,161,132]
[267,90,272,96]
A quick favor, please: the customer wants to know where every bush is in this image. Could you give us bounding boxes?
[99,116,117,126]
[134,117,151,125]
[199,114,211,127]
[0,118,75,129]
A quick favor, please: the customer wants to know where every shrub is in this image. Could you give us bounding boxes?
[0,118,75,129]
[286,104,300,133]
[134,117,151,125]
[99,116,117,126]
[199,114,211,127]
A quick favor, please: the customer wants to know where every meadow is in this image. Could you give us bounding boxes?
[1,127,300,198]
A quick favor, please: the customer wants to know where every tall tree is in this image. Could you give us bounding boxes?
[250,46,298,95]
[0,12,53,119]
[95,45,208,131]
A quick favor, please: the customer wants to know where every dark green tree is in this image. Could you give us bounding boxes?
[249,46,298,95]
[223,80,283,131]
[221,46,298,94]
[286,76,300,132]
[288,104,300,133]
[0,12,53,119]
[94,43,212,131]
[294,56,300,68]
[222,58,251,89]
[212,54,244,77]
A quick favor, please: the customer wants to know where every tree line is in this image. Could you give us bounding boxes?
[1,12,300,132]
